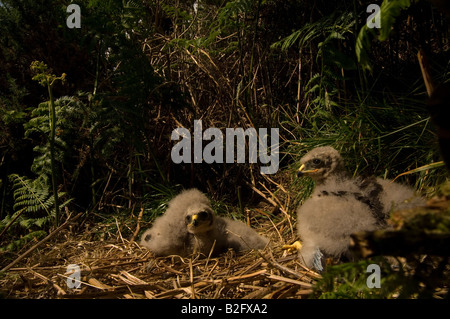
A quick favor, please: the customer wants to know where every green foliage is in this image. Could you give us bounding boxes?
[315,259,407,299]
[24,96,86,177]
[10,174,53,217]
[356,0,417,73]
[216,0,254,29]
[270,2,446,191]
[30,60,67,226]
[1,230,47,252]
[0,174,71,251]
[378,0,417,42]
[314,249,449,299]
[272,11,356,113]
[30,61,67,88]
[314,259,387,298]
[141,183,182,219]
[271,11,354,52]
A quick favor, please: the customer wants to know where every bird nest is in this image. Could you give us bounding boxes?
[0,216,320,299]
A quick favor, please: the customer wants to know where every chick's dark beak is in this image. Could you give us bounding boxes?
[190,214,199,227]
[297,164,306,177]
[297,163,320,177]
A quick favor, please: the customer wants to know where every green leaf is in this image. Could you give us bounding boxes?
[356,0,417,72]
[392,161,445,182]
[378,0,413,41]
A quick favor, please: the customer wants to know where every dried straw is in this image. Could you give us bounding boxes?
[1,183,320,299]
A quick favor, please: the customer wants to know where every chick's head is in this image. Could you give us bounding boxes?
[185,204,215,235]
[297,146,346,184]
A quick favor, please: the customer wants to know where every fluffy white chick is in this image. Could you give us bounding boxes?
[140,188,209,256]
[140,188,268,257]
[291,146,424,270]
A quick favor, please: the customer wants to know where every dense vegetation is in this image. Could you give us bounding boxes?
[0,0,448,297]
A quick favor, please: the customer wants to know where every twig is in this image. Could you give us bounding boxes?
[258,181,295,236]
[245,181,295,236]
[262,175,287,194]
[226,269,267,283]
[27,267,67,295]
[266,274,313,288]
[130,205,144,243]
[246,180,277,207]
[115,217,125,244]
[8,265,65,272]
[417,49,435,97]
[258,181,284,208]
[57,273,102,290]
[61,284,162,299]
[1,212,83,273]
[0,208,26,239]
[263,213,284,242]
[189,258,196,299]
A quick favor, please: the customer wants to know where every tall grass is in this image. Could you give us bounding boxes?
[269,1,448,199]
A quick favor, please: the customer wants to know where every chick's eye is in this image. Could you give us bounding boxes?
[312,158,322,165]
[185,215,191,222]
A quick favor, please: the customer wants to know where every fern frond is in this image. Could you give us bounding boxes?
[9,174,52,216]
[5,174,72,238]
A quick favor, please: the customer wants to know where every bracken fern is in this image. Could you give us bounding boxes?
[0,174,72,251]
[9,174,72,226]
